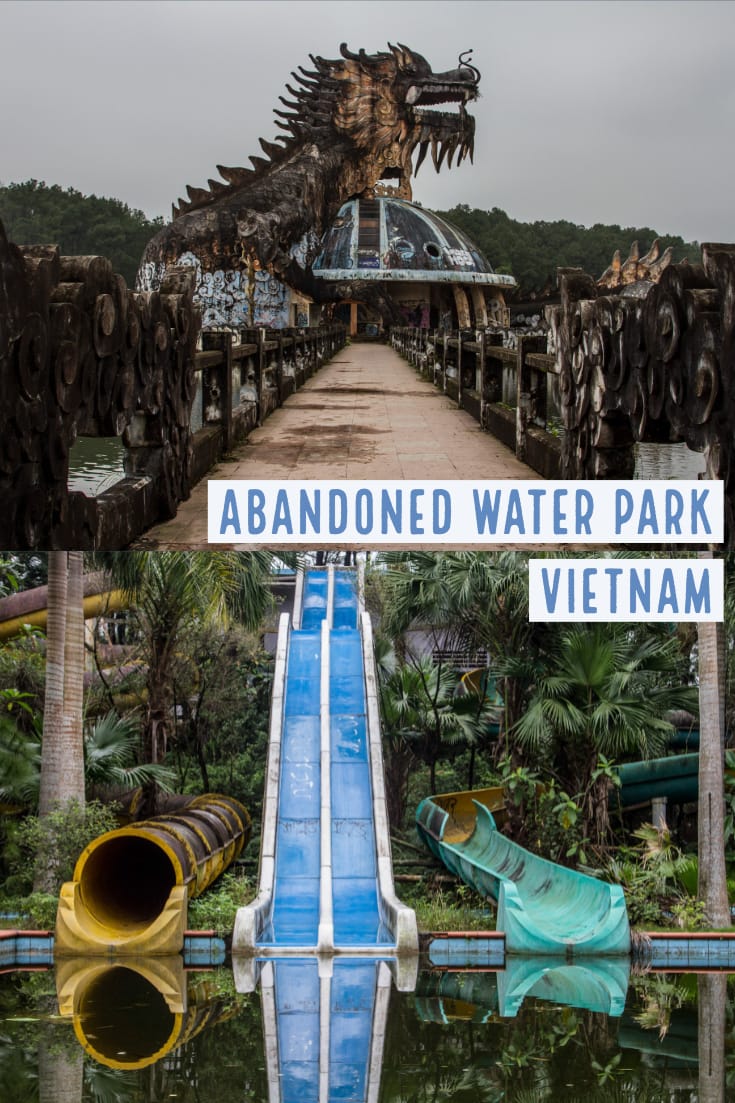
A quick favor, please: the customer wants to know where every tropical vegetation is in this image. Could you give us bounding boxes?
[0,549,730,937]
[434,204,700,294]
[0,179,702,297]
[0,180,163,287]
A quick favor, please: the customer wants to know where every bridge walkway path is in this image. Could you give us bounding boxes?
[137,341,537,549]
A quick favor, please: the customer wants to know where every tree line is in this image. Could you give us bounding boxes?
[433,203,701,295]
[0,180,702,297]
[0,550,731,932]
[0,180,163,287]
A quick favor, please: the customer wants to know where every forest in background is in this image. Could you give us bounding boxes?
[0,179,701,297]
[0,180,163,287]
[434,203,701,294]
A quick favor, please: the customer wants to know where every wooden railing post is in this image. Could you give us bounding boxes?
[201,331,233,452]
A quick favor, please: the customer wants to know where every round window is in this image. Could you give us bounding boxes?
[424,242,442,259]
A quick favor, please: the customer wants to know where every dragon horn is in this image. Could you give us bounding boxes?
[458,50,481,83]
[216,165,254,185]
[259,137,283,159]
[186,185,210,204]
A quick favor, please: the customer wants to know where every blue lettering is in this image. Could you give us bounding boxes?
[658,568,679,614]
[604,567,623,613]
[582,567,596,613]
[355,489,373,535]
[665,490,684,535]
[630,568,650,613]
[272,490,293,534]
[433,490,451,534]
[685,567,710,614]
[300,490,320,534]
[504,490,525,534]
[410,489,424,534]
[381,490,402,534]
[528,488,544,533]
[541,567,561,613]
[576,490,594,534]
[329,490,348,534]
[247,489,265,535]
[616,490,634,534]
[220,489,241,535]
[639,489,658,534]
[472,489,501,534]
[553,489,567,535]
[691,488,712,535]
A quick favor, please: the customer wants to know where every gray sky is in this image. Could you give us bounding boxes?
[1,0,733,242]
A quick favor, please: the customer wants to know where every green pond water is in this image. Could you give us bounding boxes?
[0,960,732,1102]
[65,435,705,500]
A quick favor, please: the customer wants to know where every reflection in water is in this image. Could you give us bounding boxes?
[0,959,733,1101]
[699,973,728,1103]
[67,437,125,496]
[416,956,630,1021]
[634,441,706,480]
[55,956,235,1071]
[64,430,706,502]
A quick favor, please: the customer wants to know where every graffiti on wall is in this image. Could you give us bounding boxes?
[138,252,291,329]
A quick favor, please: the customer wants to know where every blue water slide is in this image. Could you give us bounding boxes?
[257,956,394,1103]
[232,566,417,955]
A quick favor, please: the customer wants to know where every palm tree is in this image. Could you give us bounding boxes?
[99,552,276,812]
[378,552,541,755]
[380,657,492,795]
[378,662,419,828]
[37,551,85,817]
[696,617,730,926]
[84,711,176,795]
[513,623,698,845]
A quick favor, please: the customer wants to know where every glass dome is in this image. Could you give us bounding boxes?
[313,197,516,288]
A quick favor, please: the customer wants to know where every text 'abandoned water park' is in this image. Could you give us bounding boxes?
[1,2,735,1100]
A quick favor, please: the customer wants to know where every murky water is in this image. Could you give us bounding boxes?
[66,433,705,501]
[0,959,731,1101]
[634,442,706,481]
[67,437,126,496]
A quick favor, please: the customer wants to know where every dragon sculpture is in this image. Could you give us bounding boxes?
[139,43,481,323]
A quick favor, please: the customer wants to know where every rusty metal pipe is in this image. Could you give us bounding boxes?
[55,794,251,955]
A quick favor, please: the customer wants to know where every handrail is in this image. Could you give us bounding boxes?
[390,324,561,478]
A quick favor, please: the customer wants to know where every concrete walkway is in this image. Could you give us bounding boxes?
[138,342,536,548]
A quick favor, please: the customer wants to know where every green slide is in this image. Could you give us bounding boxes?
[416,789,630,956]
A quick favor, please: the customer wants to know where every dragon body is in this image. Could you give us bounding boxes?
[139,43,480,326]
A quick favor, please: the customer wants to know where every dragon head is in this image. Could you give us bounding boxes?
[142,43,481,302]
[330,43,480,191]
[170,42,480,220]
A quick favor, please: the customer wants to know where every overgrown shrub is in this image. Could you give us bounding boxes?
[187,869,254,936]
[5,800,118,895]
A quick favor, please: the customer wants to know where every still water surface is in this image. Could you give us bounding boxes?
[66,437,707,499]
[0,958,731,1101]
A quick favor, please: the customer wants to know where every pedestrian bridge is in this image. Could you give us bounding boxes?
[138,341,538,549]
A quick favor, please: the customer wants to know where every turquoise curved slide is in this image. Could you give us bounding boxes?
[416,955,630,1020]
[416,794,630,956]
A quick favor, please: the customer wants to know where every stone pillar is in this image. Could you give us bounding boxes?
[651,796,668,829]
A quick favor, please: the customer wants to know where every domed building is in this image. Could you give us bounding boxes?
[312,196,516,336]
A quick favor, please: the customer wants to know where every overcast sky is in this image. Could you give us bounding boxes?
[1,0,733,243]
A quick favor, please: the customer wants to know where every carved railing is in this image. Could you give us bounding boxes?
[393,243,735,544]
[391,325,562,479]
[0,219,346,549]
[553,248,733,540]
[189,325,345,484]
